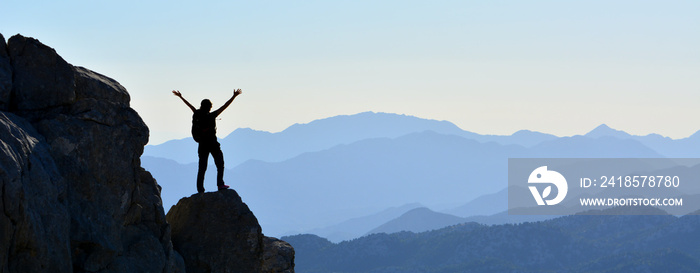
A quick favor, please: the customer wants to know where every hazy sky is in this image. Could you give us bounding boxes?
[2,1,698,144]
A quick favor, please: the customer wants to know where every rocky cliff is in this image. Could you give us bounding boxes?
[0,33,293,273]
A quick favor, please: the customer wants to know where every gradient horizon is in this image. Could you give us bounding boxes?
[2,1,698,144]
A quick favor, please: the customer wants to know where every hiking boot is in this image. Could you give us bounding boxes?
[218,185,230,191]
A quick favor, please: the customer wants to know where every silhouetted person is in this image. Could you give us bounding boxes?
[173,89,243,193]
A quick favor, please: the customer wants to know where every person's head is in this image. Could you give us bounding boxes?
[200,99,212,112]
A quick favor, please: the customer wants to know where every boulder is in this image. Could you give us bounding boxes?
[7,35,75,110]
[167,190,295,273]
[262,237,295,273]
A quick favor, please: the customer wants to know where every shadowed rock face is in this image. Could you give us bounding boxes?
[167,190,295,273]
[0,34,11,108]
[167,190,263,273]
[0,33,184,272]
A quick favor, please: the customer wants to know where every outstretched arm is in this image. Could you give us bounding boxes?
[172,90,196,112]
[212,89,243,116]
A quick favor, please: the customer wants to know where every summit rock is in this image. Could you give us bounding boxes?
[166,190,295,273]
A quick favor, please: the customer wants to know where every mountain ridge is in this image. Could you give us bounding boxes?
[144,111,559,165]
[585,123,632,138]
[144,111,700,166]
[304,203,424,243]
[366,207,467,235]
[284,207,700,273]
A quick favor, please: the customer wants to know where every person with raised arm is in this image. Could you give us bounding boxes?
[173,89,243,193]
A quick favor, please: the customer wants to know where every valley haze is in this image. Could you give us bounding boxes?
[142,111,700,241]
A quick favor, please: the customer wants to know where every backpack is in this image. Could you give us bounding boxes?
[192,110,216,143]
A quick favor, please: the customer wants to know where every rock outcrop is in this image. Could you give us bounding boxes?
[0,33,294,272]
[166,190,295,273]
[0,33,184,272]
[261,237,295,273]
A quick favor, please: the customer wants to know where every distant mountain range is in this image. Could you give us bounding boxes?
[145,112,471,165]
[142,111,700,240]
[284,207,700,273]
[145,112,700,167]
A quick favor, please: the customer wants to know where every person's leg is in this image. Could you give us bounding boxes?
[197,143,210,193]
[211,142,226,187]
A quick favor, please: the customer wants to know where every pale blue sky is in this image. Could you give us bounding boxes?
[2,1,699,144]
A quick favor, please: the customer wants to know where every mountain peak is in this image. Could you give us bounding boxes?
[282,111,462,135]
[585,124,632,139]
[689,129,700,139]
[366,207,465,235]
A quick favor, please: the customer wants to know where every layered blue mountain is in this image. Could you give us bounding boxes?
[443,187,509,217]
[143,111,557,165]
[145,112,467,165]
[366,207,467,235]
[142,112,700,239]
[228,131,528,236]
[304,203,423,243]
[585,124,700,157]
